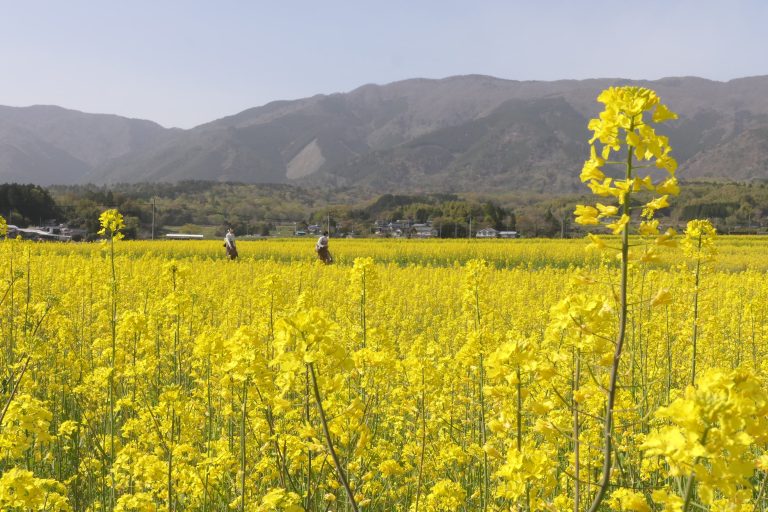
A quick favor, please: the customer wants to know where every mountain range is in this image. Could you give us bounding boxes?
[2,75,768,193]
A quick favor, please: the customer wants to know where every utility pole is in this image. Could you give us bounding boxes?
[151,198,156,240]
[468,215,472,239]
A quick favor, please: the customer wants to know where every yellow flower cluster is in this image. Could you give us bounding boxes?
[98,208,125,240]
[682,219,718,261]
[643,369,768,508]
[575,86,679,250]
[0,468,70,511]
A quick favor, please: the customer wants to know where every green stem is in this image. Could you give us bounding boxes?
[168,410,174,512]
[573,348,581,512]
[308,363,359,512]
[681,428,709,512]
[479,352,488,512]
[305,367,313,510]
[691,234,702,386]
[241,382,248,512]
[415,368,426,512]
[0,355,31,427]
[587,127,633,512]
[109,233,117,510]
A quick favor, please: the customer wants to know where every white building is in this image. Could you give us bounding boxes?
[476,228,498,238]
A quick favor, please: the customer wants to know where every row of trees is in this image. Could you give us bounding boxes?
[0,184,61,226]
[4,180,766,239]
[305,194,518,238]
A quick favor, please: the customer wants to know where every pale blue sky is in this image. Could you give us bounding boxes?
[1,0,765,128]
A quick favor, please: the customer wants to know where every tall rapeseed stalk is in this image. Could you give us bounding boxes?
[573,87,679,511]
[681,219,717,385]
[98,208,124,510]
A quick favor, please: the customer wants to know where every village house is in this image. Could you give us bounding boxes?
[374,220,438,238]
[412,223,438,238]
[476,227,498,238]
[475,228,519,239]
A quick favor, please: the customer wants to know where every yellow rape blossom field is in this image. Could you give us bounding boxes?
[1,236,768,511]
[3,86,768,512]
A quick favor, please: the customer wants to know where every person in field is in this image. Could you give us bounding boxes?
[315,231,332,264]
[224,227,238,260]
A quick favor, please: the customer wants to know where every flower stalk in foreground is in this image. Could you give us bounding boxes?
[575,86,678,512]
[98,208,124,509]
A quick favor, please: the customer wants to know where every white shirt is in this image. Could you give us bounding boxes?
[316,235,328,250]
[225,232,236,248]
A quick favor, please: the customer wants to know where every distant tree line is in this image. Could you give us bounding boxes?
[9,179,766,239]
[0,184,61,226]
[309,193,517,237]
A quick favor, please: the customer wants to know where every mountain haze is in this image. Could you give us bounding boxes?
[0,105,175,184]
[2,75,768,191]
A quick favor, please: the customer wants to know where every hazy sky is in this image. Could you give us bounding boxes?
[1,0,765,128]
